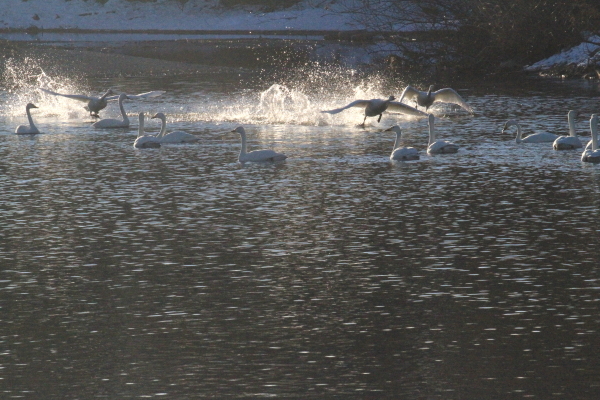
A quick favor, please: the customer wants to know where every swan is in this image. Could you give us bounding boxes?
[581,114,600,163]
[385,126,419,161]
[399,85,474,113]
[553,110,583,150]
[133,112,161,149]
[39,87,165,118]
[321,96,427,127]
[427,114,459,154]
[92,93,129,128]
[232,126,287,163]
[151,113,200,143]
[15,103,41,134]
[502,120,559,143]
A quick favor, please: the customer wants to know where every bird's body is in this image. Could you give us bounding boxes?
[385,126,419,161]
[232,126,287,163]
[39,88,165,118]
[133,112,161,149]
[553,110,582,150]
[582,114,600,163]
[502,120,559,143]
[15,103,40,134]
[92,94,129,128]
[321,96,426,127]
[151,113,200,143]
[399,85,474,113]
[427,114,459,154]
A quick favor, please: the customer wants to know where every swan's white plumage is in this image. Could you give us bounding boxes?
[426,114,459,154]
[502,120,559,143]
[232,126,287,163]
[151,112,199,143]
[553,110,582,150]
[385,126,419,161]
[399,85,474,113]
[582,114,600,163]
[15,103,40,134]
[133,112,161,149]
[92,93,129,128]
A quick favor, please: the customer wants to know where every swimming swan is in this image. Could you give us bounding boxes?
[502,120,559,143]
[581,114,600,163]
[385,126,419,161]
[39,87,165,118]
[399,85,474,113]
[15,103,41,134]
[133,112,161,149]
[232,126,287,163]
[427,114,459,154]
[553,110,583,150]
[92,93,129,128]
[321,96,427,127]
[151,112,200,143]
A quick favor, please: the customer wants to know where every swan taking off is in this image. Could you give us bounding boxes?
[399,85,474,113]
[232,126,287,163]
[92,93,129,128]
[15,103,40,134]
[39,87,165,118]
[321,96,427,128]
[553,110,583,150]
[133,112,161,149]
[385,126,419,161]
[502,120,559,143]
[582,114,600,163]
[427,114,459,154]
[151,113,200,144]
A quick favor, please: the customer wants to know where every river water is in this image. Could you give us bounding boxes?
[1,42,600,399]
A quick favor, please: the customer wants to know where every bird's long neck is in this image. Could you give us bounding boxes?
[100,90,111,101]
[119,97,129,124]
[138,115,145,137]
[568,112,577,137]
[591,118,598,151]
[26,107,36,130]
[239,131,247,156]
[158,117,167,138]
[393,132,401,150]
[514,123,522,143]
[428,119,436,145]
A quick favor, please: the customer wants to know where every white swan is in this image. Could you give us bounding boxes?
[151,113,200,143]
[385,126,419,161]
[502,120,559,143]
[427,114,459,154]
[399,85,474,113]
[39,87,165,118]
[133,112,161,149]
[321,96,427,127]
[15,103,41,134]
[582,114,600,163]
[92,93,129,128]
[553,110,582,150]
[232,126,287,163]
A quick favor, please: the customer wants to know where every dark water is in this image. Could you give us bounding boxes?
[1,56,600,399]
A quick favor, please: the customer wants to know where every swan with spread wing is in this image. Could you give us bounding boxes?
[399,85,474,113]
[321,96,427,127]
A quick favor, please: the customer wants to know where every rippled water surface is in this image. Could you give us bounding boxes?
[1,53,600,399]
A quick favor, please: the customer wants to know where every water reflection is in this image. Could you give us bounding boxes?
[1,64,600,398]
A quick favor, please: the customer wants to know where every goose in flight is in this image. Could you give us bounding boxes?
[385,125,419,161]
[582,114,600,163]
[92,93,129,128]
[15,103,41,134]
[134,112,161,149]
[232,126,287,163]
[321,96,427,127]
[399,85,474,113]
[502,120,559,143]
[39,87,165,118]
[151,113,200,143]
[553,110,582,150]
[427,114,459,154]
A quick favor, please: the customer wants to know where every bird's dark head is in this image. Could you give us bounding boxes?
[387,96,396,101]
[26,103,38,110]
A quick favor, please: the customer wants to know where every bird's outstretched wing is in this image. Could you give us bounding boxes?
[321,100,370,114]
[39,88,94,102]
[398,86,421,103]
[433,88,474,113]
[386,102,428,117]
[106,91,166,101]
